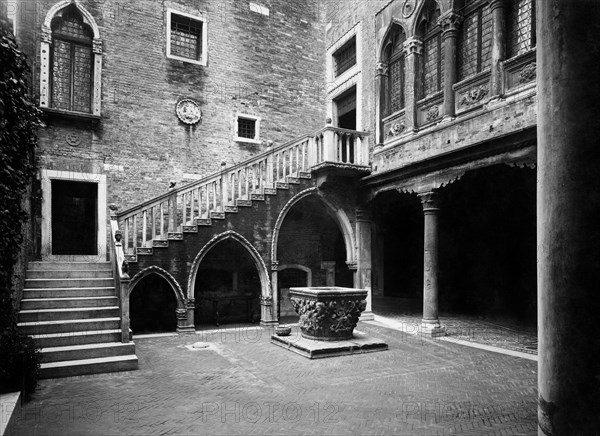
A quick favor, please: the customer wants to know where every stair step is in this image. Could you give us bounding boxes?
[40,342,136,363]
[210,212,225,220]
[21,296,118,310]
[224,205,239,213]
[196,218,212,226]
[25,278,114,289]
[167,232,183,240]
[27,262,112,271]
[287,177,300,184]
[19,307,120,323]
[31,329,123,348]
[18,317,121,335]
[26,269,113,279]
[264,187,277,195]
[152,240,169,248]
[40,354,138,379]
[276,182,290,190]
[236,199,252,207]
[182,225,198,233]
[250,194,265,201]
[136,247,153,255]
[23,286,116,298]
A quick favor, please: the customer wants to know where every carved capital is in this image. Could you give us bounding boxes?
[376,62,389,77]
[438,12,463,36]
[185,299,195,310]
[271,260,279,271]
[489,0,506,12]
[176,308,188,320]
[92,38,103,54]
[418,192,440,212]
[41,26,52,43]
[260,295,273,306]
[403,37,423,55]
[355,207,372,222]
[346,261,358,271]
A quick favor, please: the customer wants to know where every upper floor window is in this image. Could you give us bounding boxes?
[333,37,357,77]
[458,1,492,81]
[382,26,406,117]
[417,0,443,99]
[506,0,536,58]
[166,9,207,66]
[234,113,261,143]
[50,5,93,113]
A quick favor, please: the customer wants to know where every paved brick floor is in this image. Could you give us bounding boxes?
[13,322,537,435]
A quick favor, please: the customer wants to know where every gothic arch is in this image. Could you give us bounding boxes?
[129,266,185,309]
[187,230,271,300]
[43,0,101,38]
[378,19,408,60]
[412,0,443,36]
[271,187,355,265]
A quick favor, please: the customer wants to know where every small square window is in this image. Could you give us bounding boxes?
[167,9,207,66]
[234,114,261,143]
[333,37,357,77]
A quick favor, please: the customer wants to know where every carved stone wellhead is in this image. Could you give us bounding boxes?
[290,287,367,341]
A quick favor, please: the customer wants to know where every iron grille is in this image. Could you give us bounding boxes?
[507,0,536,58]
[422,34,444,98]
[389,56,405,113]
[237,118,256,139]
[458,4,493,80]
[51,7,93,112]
[334,37,357,77]
[170,14,203,61]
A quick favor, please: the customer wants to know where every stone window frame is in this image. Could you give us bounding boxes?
[40,0,102,117]
[166,8,208,66]
[416,0,443,100]
[381,23,407,118]
[234,113,261,144]
[457,0,493,81]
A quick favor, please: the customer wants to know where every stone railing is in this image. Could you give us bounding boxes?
[116,126,370,256]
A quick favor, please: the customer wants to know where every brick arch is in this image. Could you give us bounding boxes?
[129,266,186,309]
[187,230,271,301]
[271,187,355,265]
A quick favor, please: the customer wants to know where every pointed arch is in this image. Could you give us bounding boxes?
[187,230,271,301]
[377,19,408,59]
[43,0,100,38]
[271,187,355,265]
[129,266,186,309]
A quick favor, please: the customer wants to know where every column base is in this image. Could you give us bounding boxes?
[260,320,278,327]
[359,311,374,321]
[440,115,455,124]
[177,325,196,334]
[421,319,446,338]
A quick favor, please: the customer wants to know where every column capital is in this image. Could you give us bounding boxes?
[175,308,188,321]
[271,260,279,271]
[438,11,463,37]
[488,0,506,12]
[418,192,440,211]
[403,37,423,55]
[185,299,195,309]
[376,61,389,77]
[355,207,372,222]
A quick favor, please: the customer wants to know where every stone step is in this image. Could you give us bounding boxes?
[18,317,120,335]
[19,307,120,323]
[21,296,118,310]
[27,261,112,271]
[23,286,116,299]
[39,354,138,379]
[31,329,123,348]
[26,269,113,279]
[24,278,114,289]
[40,342,136,363]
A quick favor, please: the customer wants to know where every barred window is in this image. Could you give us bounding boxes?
[383,26,406,116]
[235,114,261,142]
[506,0,536,58]
[417,0,443,99]
[334,37,357,77]
[170,14,202,61]
[50,5,93,113]
[458,3,492,80]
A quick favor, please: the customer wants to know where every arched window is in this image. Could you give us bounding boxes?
[458,1,492,80]
[382,25,406,117]
[50,5,93,113]
[506,0,536,58]
[417,0,443,99]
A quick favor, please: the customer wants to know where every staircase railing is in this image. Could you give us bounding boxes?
[109,210,131,343]
[116,126,370,256]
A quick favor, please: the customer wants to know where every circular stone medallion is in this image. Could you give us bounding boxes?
[176,99,202,125]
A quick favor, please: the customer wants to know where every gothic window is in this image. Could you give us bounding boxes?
[458,1,492,80]
[383,26,406,117]
[333,37,357,77]
[417,0,443,99]
[50,5,93,113]
[167,10,208,66]
[506,0,536,58]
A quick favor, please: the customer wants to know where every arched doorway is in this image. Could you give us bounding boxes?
[193,239,262,326]
[130,274,178,334]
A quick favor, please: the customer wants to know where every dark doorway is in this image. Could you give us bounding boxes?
[130,274,178,334]
[335,87,356,130]
[51,180,97,255]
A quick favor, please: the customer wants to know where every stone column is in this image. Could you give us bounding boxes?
[375,62,389,145]
[261,261,278,326]
[402,37,423,132]
[418,192,445,337]
[355,207,373,320]
[179,299,195,334]
[537,1,600,434]
[321,261,336,286]
[489,0,506,97]
[439,12,462,119]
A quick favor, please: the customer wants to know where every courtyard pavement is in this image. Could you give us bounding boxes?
[11,316,538,435]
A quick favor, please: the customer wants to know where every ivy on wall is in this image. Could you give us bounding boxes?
[0,17,41,395]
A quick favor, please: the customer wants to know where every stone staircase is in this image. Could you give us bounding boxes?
[18,261,138,379]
